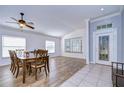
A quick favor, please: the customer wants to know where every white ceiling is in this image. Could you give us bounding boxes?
[0,5,121,37]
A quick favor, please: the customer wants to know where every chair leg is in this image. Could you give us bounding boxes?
[13,66,16,75]
[16,67,19,78]
[30,66,32,73]
[11,64,13,72]
[10,63,12,71]
[39,68,41,72]
[11,64,15,73]
[26,64,29,71]
[44,67,47,77]
[29,63,32,75]
[29,66,32,76]
[35,69,37,80]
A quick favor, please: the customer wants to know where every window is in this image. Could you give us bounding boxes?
[2,36,26,57]
[97,23,112,30]
[65,37,82,53]
[107,23,112,28]
[46,40,55,53]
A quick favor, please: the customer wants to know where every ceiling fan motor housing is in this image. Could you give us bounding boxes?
[20,12,24,16]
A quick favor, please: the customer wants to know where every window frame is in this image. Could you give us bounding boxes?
[45,40,55,54]
[2,35,26,58]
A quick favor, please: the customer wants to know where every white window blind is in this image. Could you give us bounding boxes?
[46,40,55,53]
[2,36,26,57]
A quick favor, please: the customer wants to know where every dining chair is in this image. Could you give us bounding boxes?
[30,49,48,80]
[35,49,49,72]
[24,50,37,75]
[13,51,23,78]
[14,50,34,77]
[9,50,15,74]
[42,50,49,72]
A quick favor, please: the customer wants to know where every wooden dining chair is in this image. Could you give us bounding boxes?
[9,50,22,77]
[9,50,15,74]
[42,50,49,73]
[30,49,48,80]
[12,51,23,78]
[13,50,33,78]
[35,49,49,72]
[24,50,37,75]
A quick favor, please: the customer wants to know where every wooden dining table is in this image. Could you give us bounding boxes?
[18,54,49,83]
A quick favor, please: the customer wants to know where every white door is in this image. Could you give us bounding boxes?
[94,29,117,65]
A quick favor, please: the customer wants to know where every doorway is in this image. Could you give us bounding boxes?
[93,28,117,65]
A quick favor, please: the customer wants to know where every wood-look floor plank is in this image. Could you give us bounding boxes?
[0,56,86,87]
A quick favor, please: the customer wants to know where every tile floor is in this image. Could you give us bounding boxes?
[60,64,112,87]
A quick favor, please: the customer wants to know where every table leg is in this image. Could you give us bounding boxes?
[23,60,26,83]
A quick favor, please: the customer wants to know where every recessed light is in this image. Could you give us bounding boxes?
[101,8,104,11]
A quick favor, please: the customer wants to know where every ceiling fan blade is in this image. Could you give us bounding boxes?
[10,17,18,21]
[26,24,34,29]
[27,22,34,25]
[6,21,18,24]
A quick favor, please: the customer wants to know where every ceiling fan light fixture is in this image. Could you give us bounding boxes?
[19,23,25,28]
[7,12,34,30]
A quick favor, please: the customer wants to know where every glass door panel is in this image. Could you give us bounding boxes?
[99,36,109,61]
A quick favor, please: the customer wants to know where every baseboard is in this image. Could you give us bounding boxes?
[0,63,10,67]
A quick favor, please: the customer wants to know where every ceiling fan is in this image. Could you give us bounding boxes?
[6,12,35,29]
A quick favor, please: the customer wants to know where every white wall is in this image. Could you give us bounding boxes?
[0,25,61,66]
[122,9,124,62]
[61,29,86,59]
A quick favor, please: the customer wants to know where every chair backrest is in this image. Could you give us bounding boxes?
[9,50,20,66]
[35,49,44,58]
[16,49,24,57]
[33,49,37,56]
[12,51,20,66]
[42,50,48,62]
[43,50,48,57]
[33,49,48,66]
[37,49,48,56]
[8,50,15,63]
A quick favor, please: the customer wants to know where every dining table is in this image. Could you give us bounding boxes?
[18,53,49,83]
